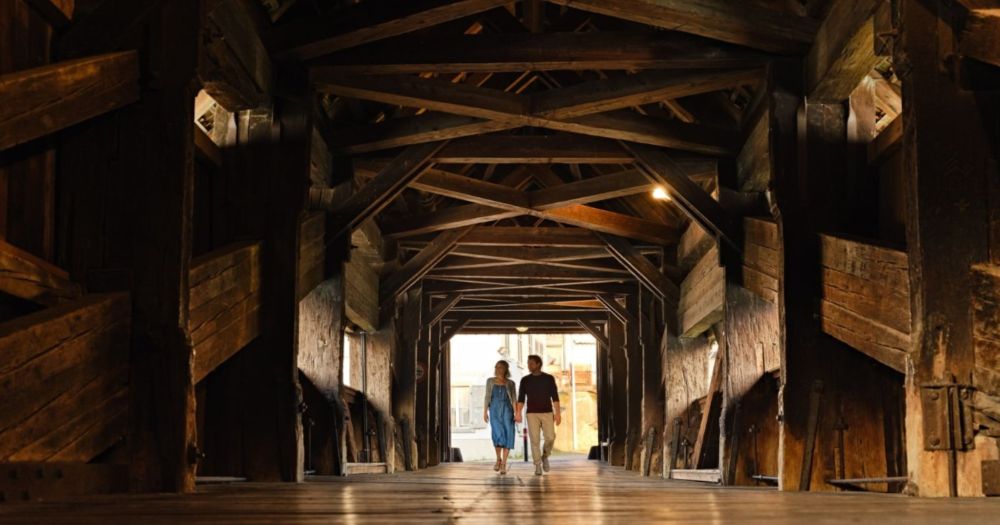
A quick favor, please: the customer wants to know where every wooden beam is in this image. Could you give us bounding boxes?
[265,0,510,60]
[441,317,471,343]
[24,0,74,28]
[426,264,636,281]
[529,170,653,208]
[0,239,82,306]
[532,69,763,120]
[961,7,1000,68]
[199,0,273,111]
[596,294,636,326]
[424,226,605,248]
[332,141,447,239]
[426,293,463,327]
[577,319,611,348]
[432,135,633,164]
[312,31,768,75]
[329,113,514,155]
[0,52,139,151]
[623,141,741,251]
[444,311,608,322]
[805,0,881,101]
[544,0,818,54]
[329,69,759,154]
[597,233,678,304]
[691,345,724,468]
[315,75,739,154]
[380,226,473,309]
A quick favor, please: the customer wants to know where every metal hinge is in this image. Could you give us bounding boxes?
[920,383,976,451]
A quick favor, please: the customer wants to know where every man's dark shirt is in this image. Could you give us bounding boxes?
[518,372,559,413]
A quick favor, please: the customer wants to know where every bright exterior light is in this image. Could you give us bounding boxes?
[652,186,671,201]
[515,326,529,333]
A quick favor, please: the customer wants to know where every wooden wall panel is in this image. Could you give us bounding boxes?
[0,239,82,305]
[678,246,723,337]
[0,293,130,462]
[723,284,780,484]
[818,233,910,372]
[298,211,326,300]
[736,110,770,193]
[972,264,1000,397]
[678,222,714,274]
[188,241,262,383]
[664,334,712,471]
[742,217,779,304]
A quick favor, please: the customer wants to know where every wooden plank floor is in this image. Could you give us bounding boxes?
[2,456,999,523]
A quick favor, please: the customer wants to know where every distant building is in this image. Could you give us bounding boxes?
[450,333,597,461]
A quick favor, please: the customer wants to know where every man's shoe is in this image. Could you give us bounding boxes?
[542,457,550,472]
[534,463,543,476]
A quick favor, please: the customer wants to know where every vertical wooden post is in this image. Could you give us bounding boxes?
[896,0,993,497]
[124,0,200,493]
[427,318,442,467]
[608,314,628,466]
[640,287,665,476]
[392,289,420,471]
[625,294,643,470]
[415,292,430,469]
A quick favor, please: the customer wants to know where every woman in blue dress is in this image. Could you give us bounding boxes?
[483,360,517,474]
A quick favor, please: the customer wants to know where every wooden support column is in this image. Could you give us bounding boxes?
[625,294,643,471]
[392,289,421,471]
[415,292,431,469]
[120,0,198,493]
[427,319,442,467]
[896,0,994,497]
[607,316,628,466]
[640,287,665,476]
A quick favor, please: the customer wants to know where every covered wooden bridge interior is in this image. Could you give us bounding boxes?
[2,0,1000,521]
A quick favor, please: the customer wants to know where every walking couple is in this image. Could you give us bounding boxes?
[483,354,561,476]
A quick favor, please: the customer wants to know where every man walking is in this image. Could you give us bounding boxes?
[515,355,561,476]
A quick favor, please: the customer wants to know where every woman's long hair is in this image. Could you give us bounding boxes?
[494,360,511,379]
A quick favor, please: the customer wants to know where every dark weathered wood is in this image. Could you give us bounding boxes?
[0,51,139,151]
[332,141,448,239]
[742,217,780,304]
[598,233,679,304]
[312,31,767,75]
[266,0,509,60]
[454,227,605,248]
[678,247,724,337]
[805,0,881,101]
[691,342,724,470]
[0,239,82,305]
[426,293,462,327]
[545,0,818,54]
[188,242,263,383]
[315,75,738,154]
[199,0,272,111]
[380,227,473,310]
[624,142,741,251]
[960,7,1000,69]
[532,69,763,120]
[431,135,633,164]
[818,234,910,372]
[529,170,654,209]
[0,293,130,462]
[23,0,73,28]
[577,319,611,348]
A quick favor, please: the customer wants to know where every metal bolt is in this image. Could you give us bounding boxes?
[930,391,939,400]
[930,436,941,446]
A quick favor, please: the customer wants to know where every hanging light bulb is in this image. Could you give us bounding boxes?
[515,326,529,333]
[652,186,672,201]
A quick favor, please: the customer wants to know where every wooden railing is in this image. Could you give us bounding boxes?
[189,241,262,382]
[0,293,130,462]
[818,233,910,372]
